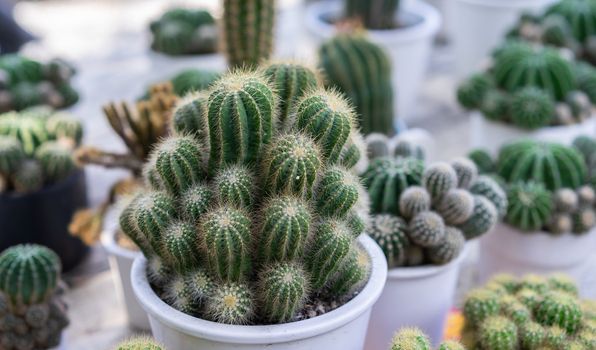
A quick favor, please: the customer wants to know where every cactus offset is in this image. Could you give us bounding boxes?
[368,214,409,268]
[306,219,352,290]
[316,166,361,218]
[326,243,370,297]
[206,282,254,325]
[180,183,213,223]
[408,211,446,247]
[390,327,432,350]
[437,189,475,225]
[468,149,495,174]
[214,164,255,209]
[422,162,458,200]
[457,74,492,110]
[510,87,555,129]
[470,176,508,219]
[171,92,209,139]
[427,226,466,265]
[257,262,308,323]
[151,135,204,195]
[451,157,478,189]
[478,316,518,350]
[398,186,431,220]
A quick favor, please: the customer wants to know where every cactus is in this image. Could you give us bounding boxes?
[151,135,204,194]
[263,62,319,130]
[316,166,361,218]
[505,181,553,231]
[46,112,82,145]
[394,139,425,161]
[427,226,466,265]
[576,185,595,206]
[510,87,555,129]
[451,157,478,189]
[170,69,220,96]
[548,274,579,295]
[470,176,508,219]
[458,195,498,239]
[345,0,400,30]
[222,0,274,68]
[399,186,431,220]
[206,282,254,325]
[437,189,475,225]
[548,213,573,234]
[422,163,458,200]
[468,149,495,174]
[0,135,24,175]
[12,159,43,193]
[180,183,213,223]
[115,337,164,350]
[572,207,596,233]
[366,133,391,159]
[497,140,587,191]
[390,327,432,350]
[207,72,275,171]
[554,188,579,213]
[566,90,592,120]
[340,132,367,171]
[326,244,370,297]
[319,34,395,135]
[478,316,518,350]
[0,114,49,156]
[437,341,466,350]
[520,322,546,350]
[368,214,409,268]
[161,220,201,272]
[129,190,177,253]
[295,89,353,163]
[457,74,492,110]
[500,295,532,325]
[214,164,254,209]
[464,289,501,325]
[306,219,352,289]
[408,211,446,247]
[150,9,217,56]
[363,156,424,215]
[480,90,509,121]
[257,262,308,323]
[171,92,209,139]
[546,0,596,42]
[35,141,76,183]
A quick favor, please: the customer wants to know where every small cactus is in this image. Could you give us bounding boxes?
[171,92,209,139]
[152,135,204,194]
[437,340,466,350]
[368,214,409,268]
[547,213,573,234]
[213,164,254,209]
[114,337,164,350]
[422,162,458,201]
[408,211,446,247]
[553,188,579,213]
[46,112,83,145]
[306,219,352,290]
[35,141,75,183]
[0,135,24,175]
[399,186,431,220]
[150,9,217,56]
[437,189,475,225]
[316,166,361,218]
[572,207,596,234]
[519,322,546,350]
[468,149,495,174]
[457,74,492,110]
[257,262,308,323]
[427,226,465,265]
[205,282,254,325]
[478,316,518,350]
[161,220,201,272]
[180,183,212,223]
[535,291,583,334]
[0,114,48,156]
[458,195,498,239]
[469,175,508,219]
[390,327,432,350]
[463,289,501,325]
[451,157,478,189]
[11,159,43,193]
[505,181,553,231]
[576,185,595,206]
[130,191,177,253]
[326,244,370,297]
[509,87,555,129]
[480,90,509,122]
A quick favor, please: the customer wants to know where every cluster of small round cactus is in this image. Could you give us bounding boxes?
[461,274,595,350]
[0,107,82,194]
[390,328,465,350]
[120,63,372,326]
[457,40,595,129]
[149,8,218,56]
[0,244,69,350]
[363,144,505,267]
[0,54,79,113]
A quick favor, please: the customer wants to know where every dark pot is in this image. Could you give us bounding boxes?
[0,169,89,271]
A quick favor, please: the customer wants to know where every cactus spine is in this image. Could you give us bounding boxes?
[506,181,553,231]
[115,337,164,350]
[206,282,254,324]
[214,164,254,208]
[437,189,475,225]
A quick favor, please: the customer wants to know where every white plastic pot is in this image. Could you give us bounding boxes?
[101,229,150,331]
[131,235,387,350]
[449,0,560,78]
[305,0,441,122]
[469,112,596,154]
[365,245,470,349]
[478,223,596,297]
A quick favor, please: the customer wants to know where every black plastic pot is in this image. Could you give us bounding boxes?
[0,169,89,271]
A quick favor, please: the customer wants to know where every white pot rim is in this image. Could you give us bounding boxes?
[387,243,470,280]
[452,0,555,8]
[474,112,596,132]
[498,223,596,241]
[305,0,441,43]
[101,229,140,261]
[131,234,388,344]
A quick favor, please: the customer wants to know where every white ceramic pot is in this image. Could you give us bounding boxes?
[304,0,441,122]
[469,112,596,154]
[101,229,151,331]
[131,235,387,350]
[449,0,560,78]
[423,0,448,39]
[478,223,596,297]
[365,245,470,349]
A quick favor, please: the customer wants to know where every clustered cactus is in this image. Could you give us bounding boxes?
[119,64,373,326]
[469,139,596,235]
[345,0,401,30]
[0,107,81,195]
[363,139,504,267]
[461,274,595,350]
[114,337,165,350]
[319,34,395,136]
[0,54,79,113]
[149,8,218,55]
[0,244,69,350]
[457,40,595,129]
[390,328,465,350]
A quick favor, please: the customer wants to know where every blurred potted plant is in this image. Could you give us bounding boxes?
[114,337,165,350]
[305,0,441,121]
[390,328,466,350]
[0,107,87,271]
[361,138,504,348]
[469,139,596,294]
[458,40,596,153]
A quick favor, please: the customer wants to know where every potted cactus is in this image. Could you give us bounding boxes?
[0,108,87,271]
[0,54,79,113]
[459,273,595,349]
[459,40,596,153]
[361,138,504,348]
[390,328,466,350]
[305,0,441,121]
[0,244,70,350]
[126,66,387,349]
[469,139,596,295]
[447,0,560,78]
[114,337,164,350]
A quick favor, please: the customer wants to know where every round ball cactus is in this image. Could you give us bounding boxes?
[390,327,432,350]
[546,0,596,42]
[408,211,446,247]
[368,214,410,268]
[468,149,495,174]
[451,157,478,189]
[535,291,583,334]
[480,90,509,121]
[12,159,43,193]
[505,181,553,231]
[572,207,596,233]
[553,188,579,213]
[170,69,220,96]
[0,114,48,156]
[470,175,508,219]
[35,141,75,183]
[519,322,546,350]
[422,162,458,200]
[479,316,518,350]
[115,337,164,350]
[457,73,492,110]
[205,282,254,325]
[399,186,431,220]
[510,87,555,129]
[0,135,25,175]
[437,189,475,225]
[458,195,499,239]
[257,262,308,324]
[427,226,466,265]
[464,289,501,325]
[547,213,573,234]
[576,185,595,206]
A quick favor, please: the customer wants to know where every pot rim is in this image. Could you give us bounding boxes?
[305,0,441,43]
[387,243,470,280]
[452,0,556,8]
[131,235,387,344]
[101,229,140,261]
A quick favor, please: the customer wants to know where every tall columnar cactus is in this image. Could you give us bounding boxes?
[319,34,395,135]
[368,214,409,268]
[222,0,274,68]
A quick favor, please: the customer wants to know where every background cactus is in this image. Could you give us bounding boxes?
[345,0,401,30]
[0,135,25,175]
[546,0,596,43]
[390,327,432,350]
[368,214,409,268]
[457,73,493,110]
[114,337,164,350]
[408,211,446,247]
[319,34,395,135]
[150,8,217,56]
[423,163,458,201]
[35,141,75,184]
[222,0,274,68]
[505,181,553,231]
[170,69,221,97]
[509,87,555,129]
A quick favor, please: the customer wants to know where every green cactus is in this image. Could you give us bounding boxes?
[394,139,425,161]
[422,162,458,200]
[500,295,532,325]
[326,243,370,297]
[427,226,466,265]
[0,245,60,306]
[536,291,583,334]
[207,72,275,171]
[261,133,321,197]
[340,132,366,170]
[295,89,353,163]
[544,325,568,348]
[554,188,579,213]
[468,149,495,174]
[566,90,592,120]
[457,73,493,110]
[345,0,400,30]
[408,211,446,247]
[306,219,352,290]
[464,289,501,325]
[222,0,274,68]
[572,207,596,233]
[46,112,83,145]
[398,186,431,220]
[214,164,254,209]
[161,220,201,272]
[115,337,164,350]
[171,92,209,139]
[366,133,390,159]
[146,256,172,286]
[548,274,579,295]
[451,157,478,189]
[368,214,409,268]
[319,34,395,135]
[150,9,217,56]
[0,135,24,175]
[541,14,573,46]
[0,114,48,156]
[470,176,508,219]
[35,141,75,183]
[316,166,361,218]
[519,274,549,294]
[130,190,177,253]
[505,181,553,231]
[546,0,596,42]
[516,287,542,310]
[180,183,213,223]
[480,90,510,121]
[263,62,319,130]
[510,87,555,129]
[164,274,200,314]
[390,327,432,350]
[437,189,475,225]
[479,316,518,350]
[497,140,587,191]
[200,206,251,283]
[257,196,311,264]
[363,157,424,215]
[257,262,308,323]
[458,195,498,239]
[151,135,204,194]
[12,159,43,193]
[206,282,254,325]
[437,340,466,350]
[170,69,220,96]
[519,322,546,350]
